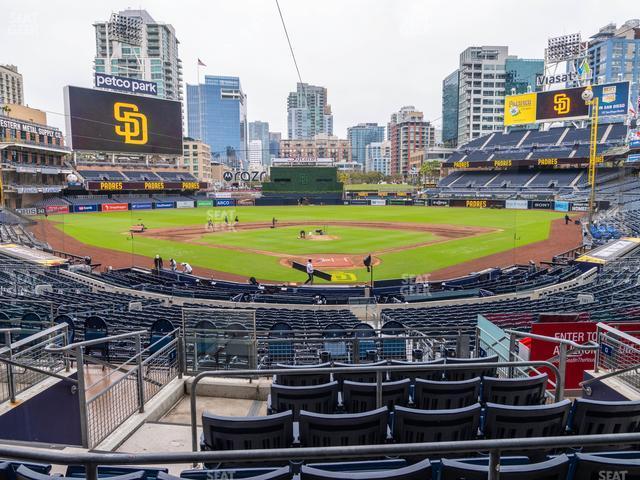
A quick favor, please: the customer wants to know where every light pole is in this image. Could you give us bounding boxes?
[583,85,600,226]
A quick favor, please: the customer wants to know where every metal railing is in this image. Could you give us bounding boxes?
[189,360,562,455]
[581,322,640,394]
[46,328,181,448]
[0,324,71,403]
[2,432,640,480]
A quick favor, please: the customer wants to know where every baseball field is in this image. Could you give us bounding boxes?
[36,205,581,283]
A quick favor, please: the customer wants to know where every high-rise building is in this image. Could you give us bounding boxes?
[442,70,459,147]
[387,106,435,176]
[0,65,24,105]
[346,123,385,166]
[248,121,270,166]
[180,138,212,183]
[455,46,543,145]
[279,134,350,162]
[269,132,281,161]
[587,19,640,114]
[93,9,183,102]
[248,139,264,170]
[186,75,247,169]
[505,57,544,94]
[365,141,391,176]
[287,83,333,139]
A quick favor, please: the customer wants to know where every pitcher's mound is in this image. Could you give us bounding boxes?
[304,234,339,241]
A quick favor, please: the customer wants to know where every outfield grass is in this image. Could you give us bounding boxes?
[46,206,565,282]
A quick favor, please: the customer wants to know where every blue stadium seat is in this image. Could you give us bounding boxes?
[148,319,175,355]
[481,374,548,406]
[380,321,406,360]
[268,322,294,364]
[444,355,498,381]
[413,377,481,410]
[439,454,569,479]
[16,466,144,480]
[83,315,109,362]
[574,452,640,479]
[298,407,389,447]
[273,362,332,386]
[300,458,432,479]
[570,399,640,438]
[172,467,291,480]
[388,358,445,382]
[351,323,377,361]
[65,466,167,480]
[342,378,410,413]
[483,400,572,439]
[193,320,220,368]
[268,381,339,419]
[0,462,50,480]
[393,403,481,443]
[323,323,348,361]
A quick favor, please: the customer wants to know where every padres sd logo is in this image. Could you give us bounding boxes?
[114,102,148,145]
[553,93,571,115]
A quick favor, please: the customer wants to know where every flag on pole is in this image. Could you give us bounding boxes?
[197,58,206,67]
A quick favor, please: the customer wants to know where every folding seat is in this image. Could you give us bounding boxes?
[148,319,175,355]
[444,355,498,381]
[380,321,406,360]
[322,323,348,361]
[273,362,331,386]
[267,322,294,364]
[342,378,410,413]
[388,358,445,382]
[193,320,221,368]
[169,467,291,480]
[268,381,339,419]
[394,403,481,443]
[300,458,432,480]
[65,466,167,480]
[351,323,377,361]
[222,323,255,368]
[481,374,548,406]
[298,407,389,447]
[413,377,481,410]
[16,466,144,480]
[439,454,569,479]
[570,398,640,448]
[83,316,109,362]
[201,410,293,460]
[0,462,50,480]
[333,360,388,385]
[483,400,572,439]
[17,312,44,341]
[574,452,640,479]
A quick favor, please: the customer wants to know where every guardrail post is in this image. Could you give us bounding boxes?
[375,370,383,409]
[594,327,601,374]
[488,449,500,480]
[85,462,98,480]
[4,332,16,403]
[178,333,185,379]
[76,346,90,449]
[353,338,360,364]
[136,334,145,413]
[474,326,480,355]
[508,332,517,379]
[557,343,567,401]
[62,326,70,373]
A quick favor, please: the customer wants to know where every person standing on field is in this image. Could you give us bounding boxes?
[304,259,314,285]
[153,254,163,274]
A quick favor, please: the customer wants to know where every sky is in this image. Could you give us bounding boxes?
[2,0,638,139]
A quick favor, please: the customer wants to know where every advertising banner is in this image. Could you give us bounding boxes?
[154,202,174,209]
[450,199,506,208]
[593,82,629,117]
[196,200,214,207]
[74,204,98,213]
[554,201,570,212]
[131,202,153,210]
[370,199,386,206]
[176,200,195,209]
[64,86,182,155]
[530,200,554,209]
[45,205,69,215]
[101,203,129,212]
[95,73,158,96]
[429,199,450,207]
[215,199,235,207]
[349,200,368,205]
[86,181,205,191]
[413,199,427,206]
[505,199,528,210]
[15,208,39,216]
[571,201,590,212]
[504,93,537,126]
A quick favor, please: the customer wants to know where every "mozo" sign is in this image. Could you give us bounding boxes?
[223,171,267,182]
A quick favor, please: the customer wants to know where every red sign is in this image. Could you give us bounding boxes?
[45,205,69,215]
[529,322,639,389]
[101,203,129,212]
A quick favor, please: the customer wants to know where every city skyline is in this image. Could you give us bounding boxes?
[1,1,637,141]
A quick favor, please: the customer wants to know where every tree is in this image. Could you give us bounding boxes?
[419,160,441,184]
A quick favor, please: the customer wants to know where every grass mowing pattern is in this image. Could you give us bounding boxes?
[47,206,564,282]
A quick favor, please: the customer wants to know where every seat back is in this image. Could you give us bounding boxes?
[333,360,388,385]
[481,374,548,406]
[18,312,44,341]
[268,322,294,364]
[413,377,481,410]
[178,467,291,480]
[483,400,571,439]
[394,403,481,444]
[300,458,432,479]
[16,465,145,480]
[194,320,219,364]
[84,315,109,360]
[270,381,338,419]
[149,319,175,355]
[388,359,445,382]
[224,323,254,366]
[444,355,498,381]
[274,362,331,386]
[380,321,406,360]
[571,398,640,435]
[202,410,293,452]
[342,379,410,413]
[53,314,75,345]
[440,455,569,480]
[351,323,377,361]
[323,323,347,360]
[299,407,388,447]
[574,452,640,479]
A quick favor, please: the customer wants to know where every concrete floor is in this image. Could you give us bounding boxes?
[162,395,267,426]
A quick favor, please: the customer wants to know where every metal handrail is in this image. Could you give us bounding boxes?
[45,330,147,352]
[580,361,640,394]
[505,328,600,350]
[189,360,562,455]
[2,432,640,480]
[0,356,77,384]
[597,321,640,346]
